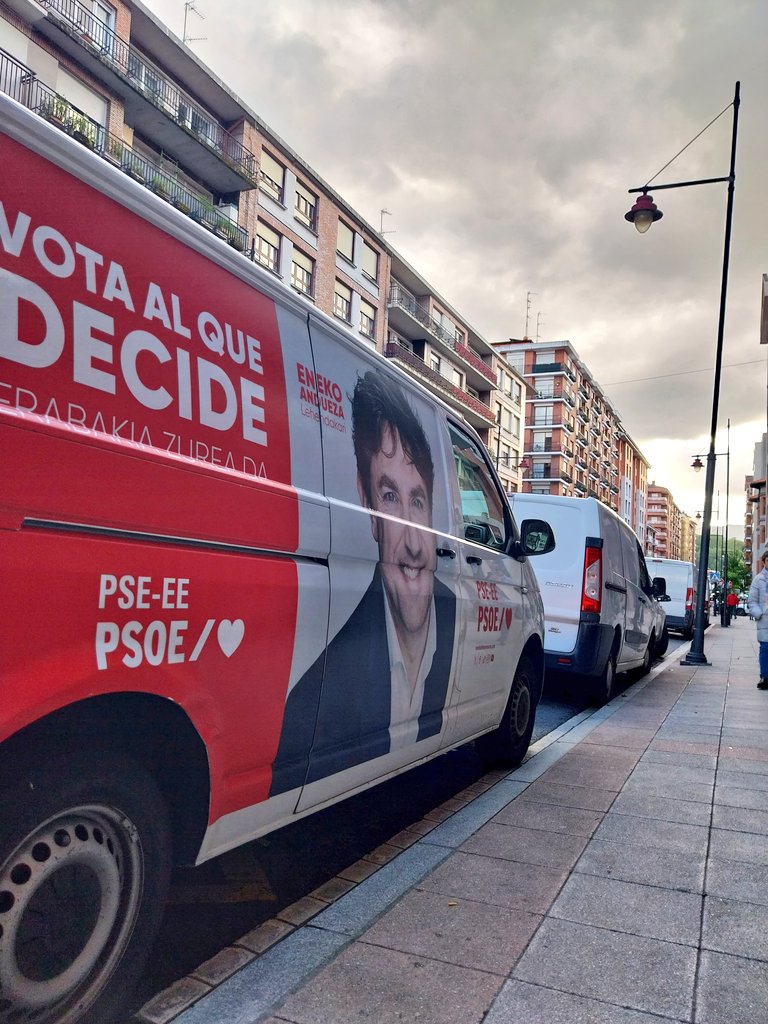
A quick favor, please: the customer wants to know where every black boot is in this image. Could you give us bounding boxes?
[758,679,768,690]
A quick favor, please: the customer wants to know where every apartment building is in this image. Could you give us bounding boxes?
[746,433,768,574]
[1,0,501,447]
[489,355,527,495]
[492,338,650,541]
[646,484,695,561]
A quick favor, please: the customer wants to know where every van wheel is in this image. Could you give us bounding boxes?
[683,625,694,641]
[476,655,538,768]
[0,750,171,1024]
[589,650,616,707]
[633,635,653,679]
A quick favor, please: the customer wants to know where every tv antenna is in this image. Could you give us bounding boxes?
[524,291,537,340]
[380,209,395,235]
[183,1,206,45]
[536,311,545,342]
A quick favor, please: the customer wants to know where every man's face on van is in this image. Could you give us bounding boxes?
[361,425,436,647]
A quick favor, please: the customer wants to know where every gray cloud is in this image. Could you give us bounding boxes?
[148,0,768,525]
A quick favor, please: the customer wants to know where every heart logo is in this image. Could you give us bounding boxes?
[505,608,513,629]
[217,619,245,657]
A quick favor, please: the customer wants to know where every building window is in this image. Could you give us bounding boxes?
[362,241,379,282]
[455,326,466,345]
[360,299,376,338]
[452,367,464,389]
[431,354,441,374]
[260,150,285,203]
[291,249,314,296]
[512,415,521,439]
[295,181,317,230]
[255,222,280,273]
[337,220,354,261]
[334,280,352,322]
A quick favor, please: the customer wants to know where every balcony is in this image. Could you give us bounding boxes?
[530,361,564,375]
[4,63,249,251]
[387,285,496,389]
[385,344,496,427]
[35,0,258,192]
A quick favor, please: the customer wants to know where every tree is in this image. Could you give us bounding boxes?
[725,550,751,595]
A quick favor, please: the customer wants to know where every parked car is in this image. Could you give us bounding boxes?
[509,494,668,705]
[646,557,708,639]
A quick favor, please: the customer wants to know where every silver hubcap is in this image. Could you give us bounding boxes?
[0,805,143,1023]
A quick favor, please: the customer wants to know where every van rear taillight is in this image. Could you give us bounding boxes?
[582,545,602,614]
[685,587,693,610]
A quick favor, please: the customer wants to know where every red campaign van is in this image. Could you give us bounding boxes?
[0,93,554,1023]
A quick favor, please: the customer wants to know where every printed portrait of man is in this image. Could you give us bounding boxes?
[269,370,456,795]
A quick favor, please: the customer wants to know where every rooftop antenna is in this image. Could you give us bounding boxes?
[536,311,545,343]
[183,1,206,45]
[524,291,537,340]
[380,209,395,235]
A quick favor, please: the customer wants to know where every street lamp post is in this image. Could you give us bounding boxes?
[625,82,740,666]
[692,424,731,625]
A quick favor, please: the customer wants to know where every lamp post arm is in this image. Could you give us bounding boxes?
[628,176,730,194]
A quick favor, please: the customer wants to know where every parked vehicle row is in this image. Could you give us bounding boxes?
[509,494,669,705]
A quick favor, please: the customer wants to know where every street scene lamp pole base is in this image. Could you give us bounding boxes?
[681,652,710,666]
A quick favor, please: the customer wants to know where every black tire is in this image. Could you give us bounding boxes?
[589,649,616,707]
[476,654,538,768]
[0,750,171,1024]
[632,634,653,680]
[655,624,669,658]
[683,625,694,641]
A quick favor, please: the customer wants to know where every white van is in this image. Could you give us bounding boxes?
[646,557,707,638]
[509,494,668,704]
[0,93,556,1024]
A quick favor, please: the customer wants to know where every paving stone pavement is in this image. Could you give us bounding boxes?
[140,624,768,1024]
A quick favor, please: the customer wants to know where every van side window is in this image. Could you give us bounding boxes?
[637,545,653,592]
[448,423,508,550]
[620,526,640,583]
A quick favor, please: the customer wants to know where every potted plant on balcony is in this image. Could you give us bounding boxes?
[150,174,172,200]
[40,95,70,129]
[104,136,124,166]
[226,229,246,252]
[69,113,97,149]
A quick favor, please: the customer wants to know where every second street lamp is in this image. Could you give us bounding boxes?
[625,82,740,666]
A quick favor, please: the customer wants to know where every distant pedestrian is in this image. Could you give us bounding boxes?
[747,552,768,689]
[726,589,739,624]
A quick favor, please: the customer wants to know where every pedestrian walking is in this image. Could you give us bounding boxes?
[726,588,739,624]
[747,551,768,689]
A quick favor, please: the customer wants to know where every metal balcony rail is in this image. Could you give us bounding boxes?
[388,285,496,386]
[1,57,250,252]
[385,344,495,423]
[38,0,258,183]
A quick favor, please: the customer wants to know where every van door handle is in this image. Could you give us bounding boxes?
[436,547,457,559]
[466,555,483,565]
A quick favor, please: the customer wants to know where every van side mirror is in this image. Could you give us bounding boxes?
[652,576,668,600]
[515,518,555,558]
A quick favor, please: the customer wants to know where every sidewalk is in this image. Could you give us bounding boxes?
[148,623,768,1024]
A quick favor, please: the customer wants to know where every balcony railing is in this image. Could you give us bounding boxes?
[38,0,258,184]
[388,285,496,386]
[3,58,250,252]
[385,344,495,424]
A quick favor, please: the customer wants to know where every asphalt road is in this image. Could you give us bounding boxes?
[126,634,687,1018]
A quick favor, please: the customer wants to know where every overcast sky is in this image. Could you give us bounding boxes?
[148,0,767,535]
